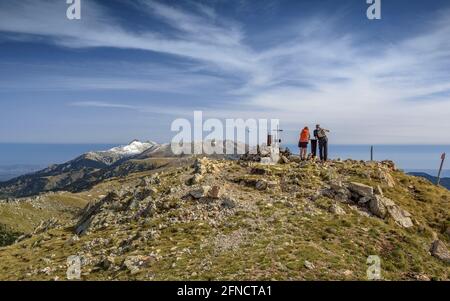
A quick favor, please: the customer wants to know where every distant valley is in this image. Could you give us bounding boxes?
[0,165,46,182]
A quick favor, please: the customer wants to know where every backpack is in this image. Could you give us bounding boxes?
[316,129,326,139]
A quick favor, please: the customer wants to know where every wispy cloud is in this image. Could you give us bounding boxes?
[0,1,449,143]
[70,101,194,117]
[70,101,138,110]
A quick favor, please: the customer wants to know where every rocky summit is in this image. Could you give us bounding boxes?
[0,156,449,281]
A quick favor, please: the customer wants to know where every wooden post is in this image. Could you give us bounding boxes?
[437,153,446,186]
[370,146,374,161]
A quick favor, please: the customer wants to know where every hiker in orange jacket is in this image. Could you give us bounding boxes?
[298,127,310,160]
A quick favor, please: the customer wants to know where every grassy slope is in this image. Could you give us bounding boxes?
[0,159,448,281]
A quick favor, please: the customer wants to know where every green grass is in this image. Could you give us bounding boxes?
[0,224,21,247]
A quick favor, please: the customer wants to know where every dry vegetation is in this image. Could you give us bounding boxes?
[0,158,448,281]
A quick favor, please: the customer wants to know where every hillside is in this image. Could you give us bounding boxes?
[408,172,450,190]
[0,157,448,281]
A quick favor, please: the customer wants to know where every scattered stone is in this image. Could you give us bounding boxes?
[123,255,151,275]
[408,273,430,281]
[221,197,236,209]
[287,156,301,163]
[190,186,211,199]
[280,155,290,164]
[208,186,221,199]
[187,174,203,186]
[97,256,115,270]
[430,240,450,263]
[381,160,397,171]
[33,218,59,235]
[343,270,353,277]
[250,167,267,175]
[329,204,346,215]
[65,235,80,246]
[260,157,273,164]
[267,181,279,190]
[304,260,315,270]
[330,181,343,191]
[255,180,268,191]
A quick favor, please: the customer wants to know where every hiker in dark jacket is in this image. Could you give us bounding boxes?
[314,124,330,161]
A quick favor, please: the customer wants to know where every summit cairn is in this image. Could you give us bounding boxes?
[240,134,280,165]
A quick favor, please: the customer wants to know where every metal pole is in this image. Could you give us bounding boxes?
[437,153,446,186]
[370,146,374,161]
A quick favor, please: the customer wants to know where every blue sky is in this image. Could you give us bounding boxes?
[0,0,449,144]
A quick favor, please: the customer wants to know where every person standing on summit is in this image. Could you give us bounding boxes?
[314,124,330,162]
[298,126,310,161]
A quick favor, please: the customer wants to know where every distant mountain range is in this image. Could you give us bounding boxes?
[408,172,450,190]
[0,140,245,198]
[0,140,167,197]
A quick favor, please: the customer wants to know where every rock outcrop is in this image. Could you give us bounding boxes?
[430,240,450,263]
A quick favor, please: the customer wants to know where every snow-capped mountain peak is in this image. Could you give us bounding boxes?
[106,140,157,156]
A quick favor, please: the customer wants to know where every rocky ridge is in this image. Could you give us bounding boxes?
[0,157,449,280]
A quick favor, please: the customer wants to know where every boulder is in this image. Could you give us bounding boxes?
[386,206,413,228]
[430,240,450,263]
[348,182,374,197]
[75,192,118,235]
[369,196,387,218]
[369,196,413,228]
[375,168,396,188]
